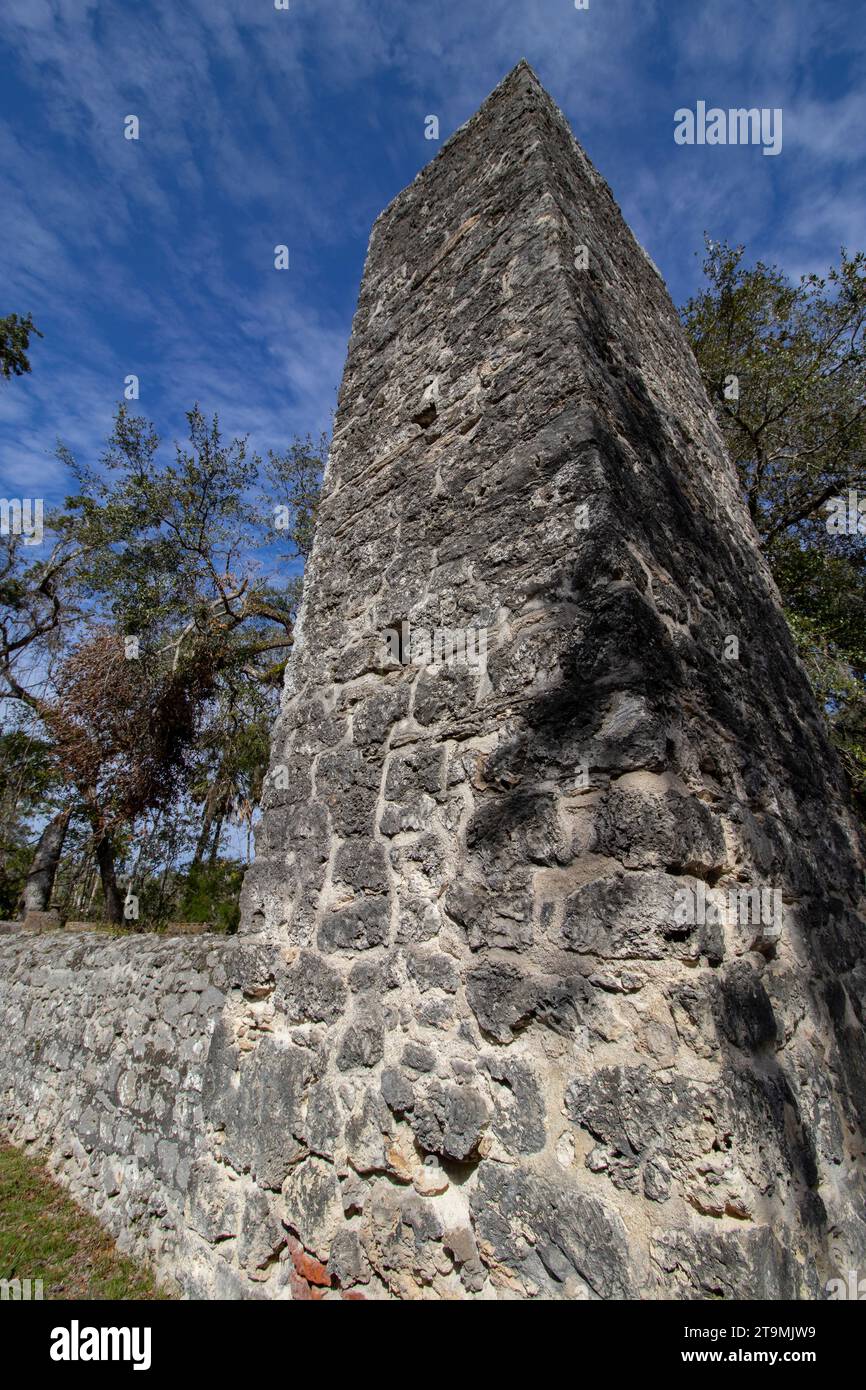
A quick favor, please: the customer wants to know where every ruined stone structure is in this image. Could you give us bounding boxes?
[2,62,866,1299]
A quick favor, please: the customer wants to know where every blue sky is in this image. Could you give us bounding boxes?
[1,0,864,505]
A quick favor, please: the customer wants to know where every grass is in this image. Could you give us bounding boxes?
[0,1141,171,1299]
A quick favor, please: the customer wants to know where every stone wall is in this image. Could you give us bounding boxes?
[2,62,866,1301]
[0,932,232,1295]
[0,926,372,1297]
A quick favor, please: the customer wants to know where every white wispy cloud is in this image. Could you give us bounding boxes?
[0,0,862,505]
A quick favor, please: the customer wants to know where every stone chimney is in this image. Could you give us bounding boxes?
[233,61,866,1298]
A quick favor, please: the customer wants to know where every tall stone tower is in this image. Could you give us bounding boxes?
[233,61,866,1298]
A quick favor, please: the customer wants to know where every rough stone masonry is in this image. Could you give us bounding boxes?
[2,61,866,1300]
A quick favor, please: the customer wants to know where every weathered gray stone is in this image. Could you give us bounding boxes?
[562,871,688,960]
[336,1007,384,1070]
[317,899,389,953]
[328,1227,370,1287]
[280,949,347,1024]
[345,1089,397,1177]
[471,1165,634,1299]
[715,960,779,1051]
[402,1041,436,1073]
[406,949,460,994]
[410,1081,489,1161]
[333,839,389,894]
[237,1187,284,1272]
[282,1156,343,1259]
[380,1067,414,1114]
[466,960,584,1042]
[217,1036,316,1190]
[480,1054,546,1154]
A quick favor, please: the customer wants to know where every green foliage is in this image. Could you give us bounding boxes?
[58,403,261,649]
[0,729,60,808]
[682,239,866,538]
[785,608,866,816]
[0,312,42,380]
[683,239,866,812]
[0,840,30,918]
[0,731,65,916]
[176,859,244,933]
[264,432,328,564]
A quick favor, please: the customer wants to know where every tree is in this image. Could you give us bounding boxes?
[41,629,217,921]
[0,465,160,921]
[682,240,866,811]
[0,729,62,916]
[22,809,71,915]
[69,403,299,682]
[0,402,326,923]
[0,312,42,380]
[265,432,328,565]
[189,695,272,869]
[181,428,326,869]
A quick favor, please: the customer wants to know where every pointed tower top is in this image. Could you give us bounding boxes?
[504,57,540,81]
[373,61,571,232]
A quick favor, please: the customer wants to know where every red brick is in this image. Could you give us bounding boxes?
[289,1239,331,1287]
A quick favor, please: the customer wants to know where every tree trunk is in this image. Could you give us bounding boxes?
[155,857,173,924]
[94,830,123,924]
[84,866,100,915]
[193,800,215,861]
[22,808,71,914]
[69,851,94,916]
[193,790,220,867]
[208,813,224,867]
